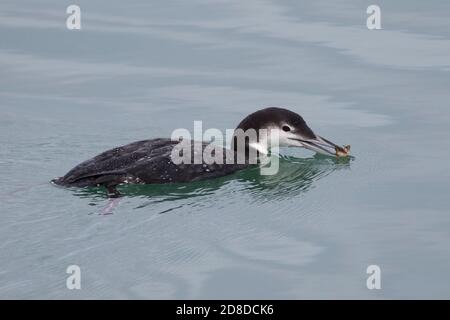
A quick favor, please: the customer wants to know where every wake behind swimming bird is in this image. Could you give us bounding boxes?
[52,107,350,197]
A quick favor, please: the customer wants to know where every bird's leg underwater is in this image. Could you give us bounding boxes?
[106,185,122,198]
[100,196,122,215]
[100,184,122,215]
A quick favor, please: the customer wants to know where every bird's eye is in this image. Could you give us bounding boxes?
[282,125,291,132]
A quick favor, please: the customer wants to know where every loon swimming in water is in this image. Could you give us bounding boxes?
[52,107,347,197]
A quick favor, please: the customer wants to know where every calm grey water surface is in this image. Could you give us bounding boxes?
[1,0,450,299]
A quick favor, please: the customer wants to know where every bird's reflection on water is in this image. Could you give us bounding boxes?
[74,154,352,214]
[239,154,351,202]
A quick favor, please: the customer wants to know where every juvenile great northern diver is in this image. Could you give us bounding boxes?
[52,107,345,197]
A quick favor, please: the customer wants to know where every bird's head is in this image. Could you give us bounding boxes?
[233,107,347,156]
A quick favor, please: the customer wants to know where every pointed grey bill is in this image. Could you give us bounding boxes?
[290,135,345,157]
